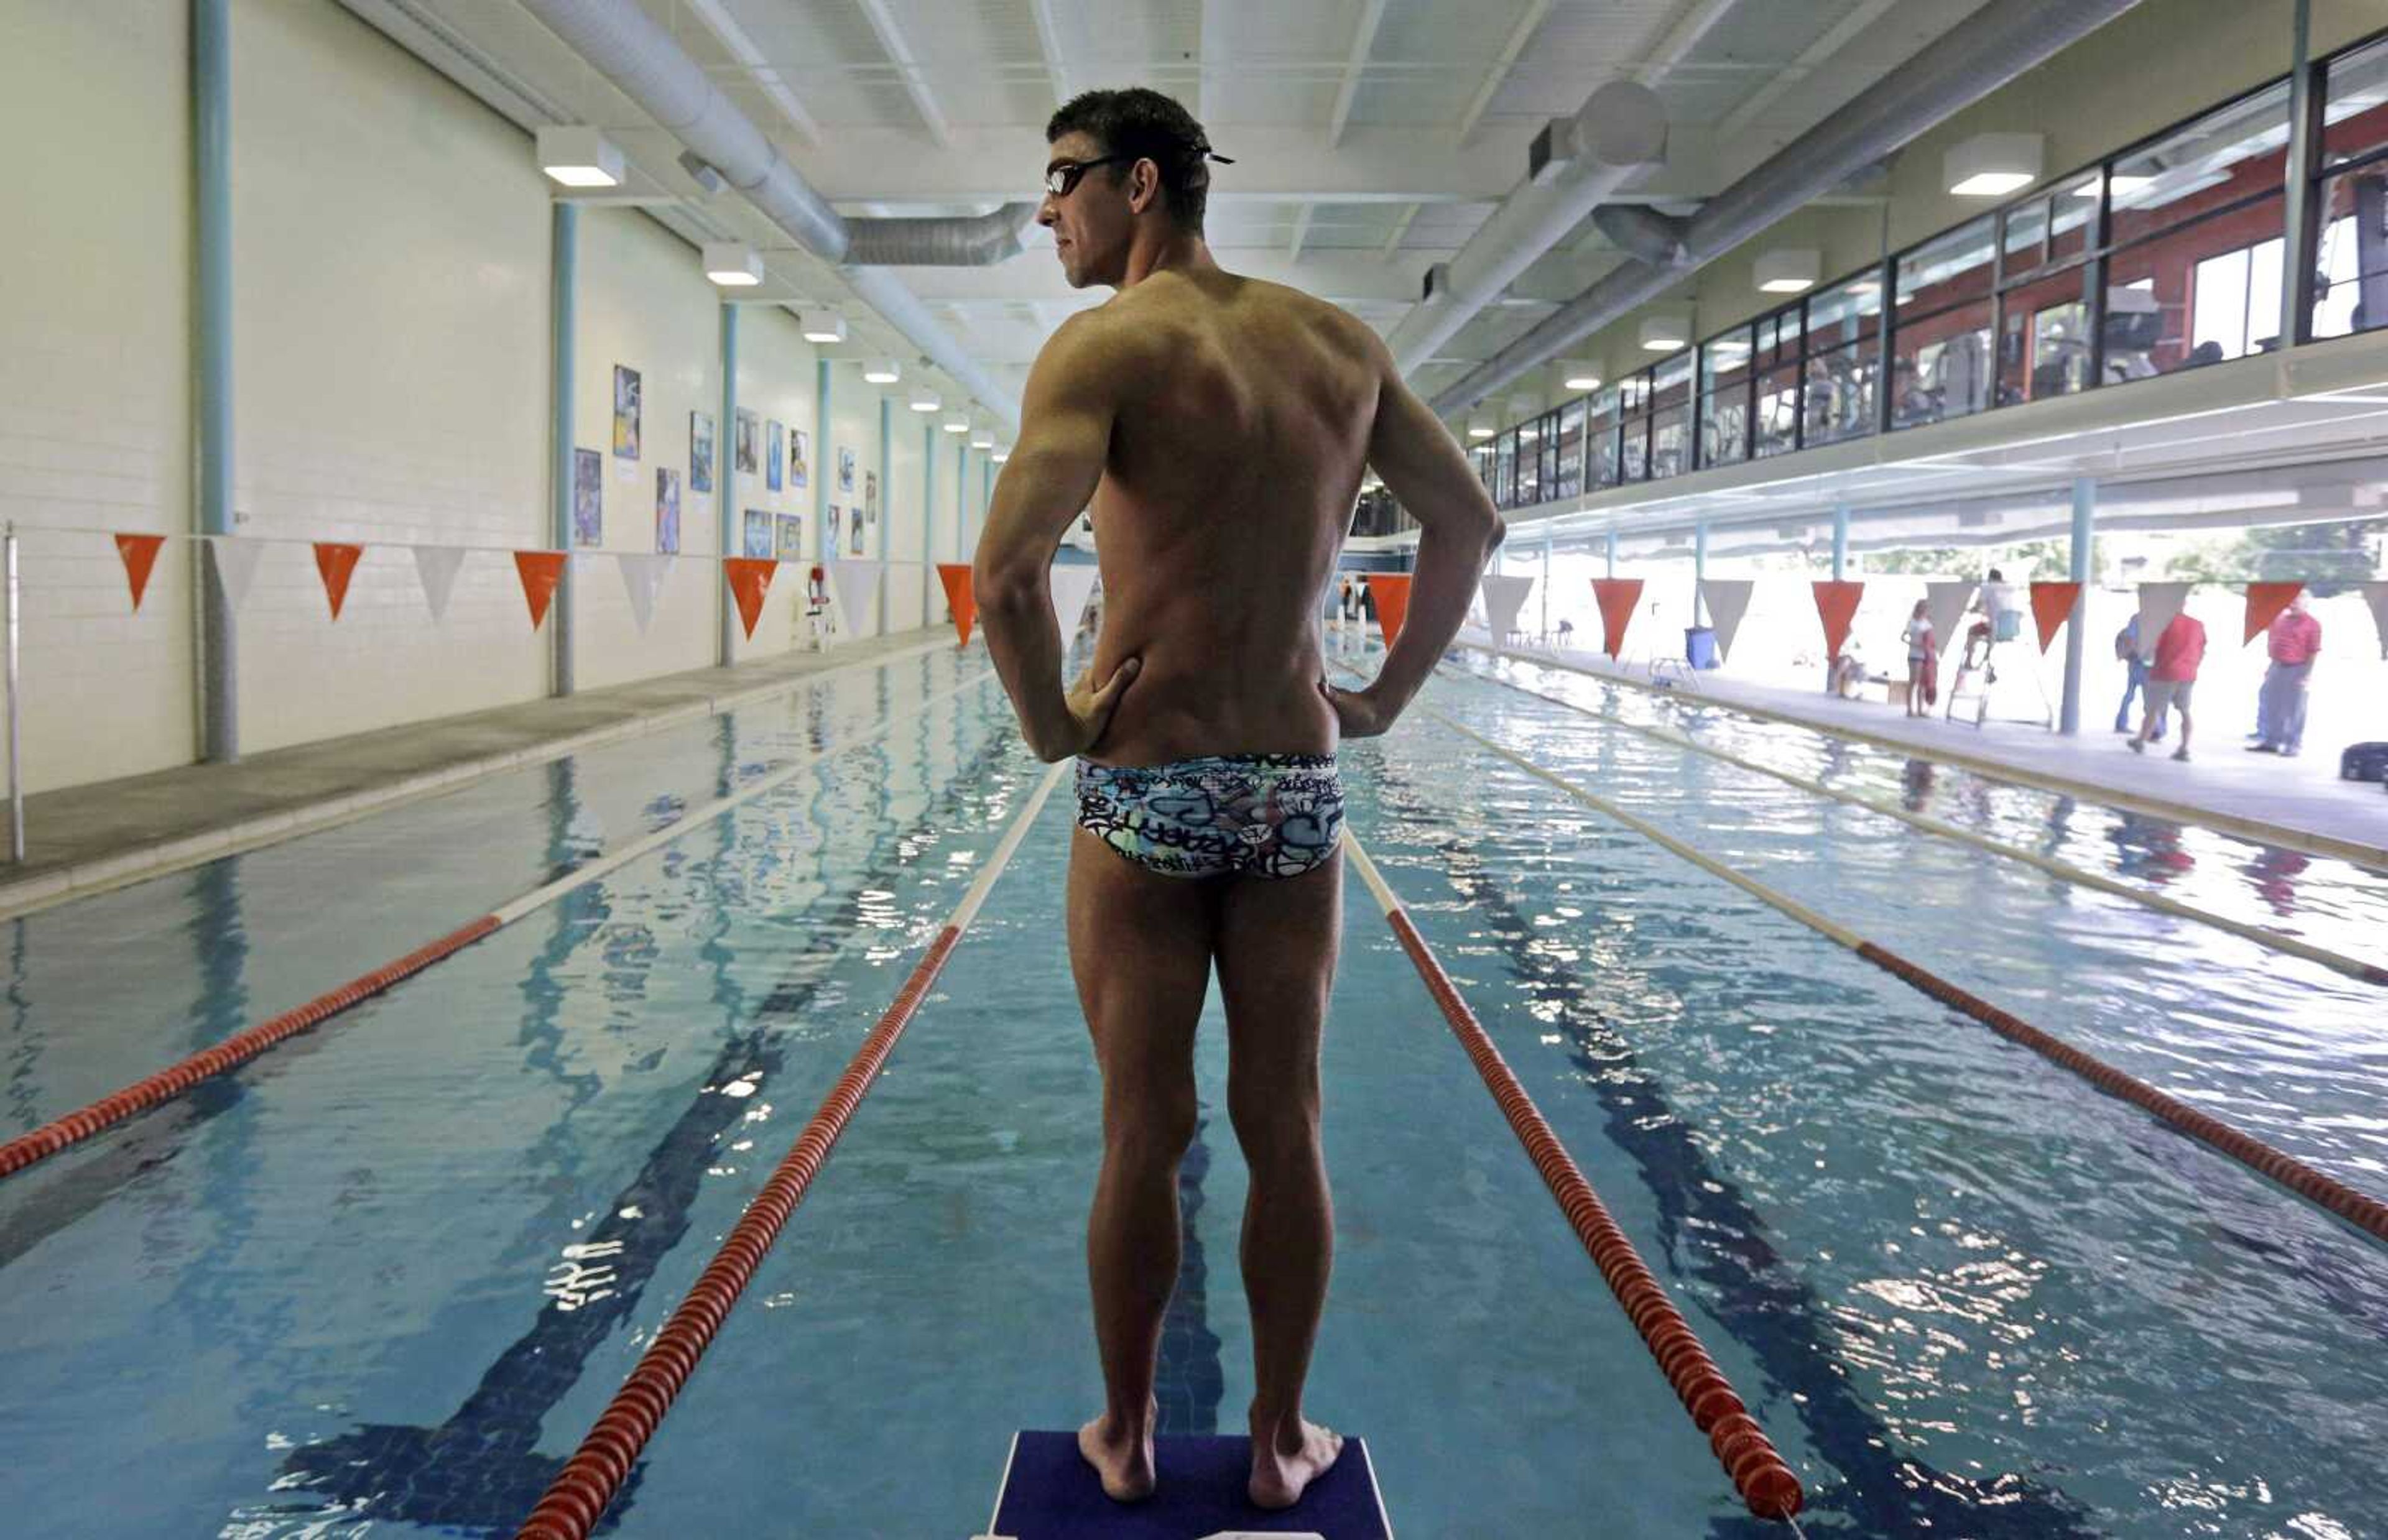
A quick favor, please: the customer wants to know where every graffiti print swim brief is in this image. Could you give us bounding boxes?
[1074,753,1343,880]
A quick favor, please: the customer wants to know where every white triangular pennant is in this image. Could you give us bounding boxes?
[2364,581,2388,660]
[1479,574,1534,640]
[1924,580,1976,656]
[207,537,262,612]
[2136,581,2192,651]
[617,553,672,634]
[1699,578,1756,662]
[826,558,883,635]
[1050,564,1101,637]
[412,544,466,622]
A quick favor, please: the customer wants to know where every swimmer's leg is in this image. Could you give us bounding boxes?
[1066,825,1216,1501]
[1216,848,1346,1509]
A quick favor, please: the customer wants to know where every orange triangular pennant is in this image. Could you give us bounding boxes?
[1812,580,1864,658]
[2242,581,2303,645]
[114,533,165,612]
[1590,578,1643,658]
[2029,581,2081,653]
[937,562,976,646]
[514,550,566,630]
[724,556,779,639]
[1364,574,1413,648]
[313,542,363,621]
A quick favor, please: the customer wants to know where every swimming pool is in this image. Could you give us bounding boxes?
[1,635,2383,1538]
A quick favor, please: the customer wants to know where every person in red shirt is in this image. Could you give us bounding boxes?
[2129,607,2206,762]
[2249,594,2321,757]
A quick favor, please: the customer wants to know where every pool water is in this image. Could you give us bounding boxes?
[1,637,2383,1538]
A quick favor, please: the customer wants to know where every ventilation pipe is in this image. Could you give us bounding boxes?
[511,0,1026,428]
[1387,0,1751,379]
[1431,0,2149,416]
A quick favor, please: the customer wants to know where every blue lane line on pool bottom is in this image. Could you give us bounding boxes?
[252,726,1020,1534]
[1157,1107,1227,1435]
[1363,752,2101,1539]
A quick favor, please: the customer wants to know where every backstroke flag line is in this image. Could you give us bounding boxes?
[208,537,262,614]
[618,553,673,634]
[2029,582,2081,653]
[1924,581,1976,657]
[1049,564,1101,640]
[2135,581,2191,647]
[413,544,466,622]
[1590,578,1642,658]
[828,558,884,635]
[1812,581,1864,659]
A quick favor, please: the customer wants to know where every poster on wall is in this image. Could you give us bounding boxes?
[572,448,603,547]
[791,428,810,490]
[836,445,856,496]
[776,513,803,560]
[689,411,715,495]
[735,409,759,476]
[655,467,680,554]
[767,420,785,493]
[849,506,866,555]
[826,506,841,555]
[863,471,879,526]
[743,508,773,558]
[612,366,641,459]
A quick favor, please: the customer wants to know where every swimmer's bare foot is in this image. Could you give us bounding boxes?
[1078,1398,1157,1502]
[1248,1408,1343,1510]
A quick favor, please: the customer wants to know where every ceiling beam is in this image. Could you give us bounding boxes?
[1289,203,1315,262]
[852,0,952,147]
[1027,0,1073,108]
[1195,0,1230,124]
[682,0,820,144]
[1714,0,1904,141]
[1454,0,1553,146]
[1380,202,1418,260]
[1328,0,1391,147]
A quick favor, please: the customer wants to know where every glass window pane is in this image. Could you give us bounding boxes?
[1807,274,1882,346]
[2002,197,2050,271]
[2049,180,2095,264]
[1698,327,1752,468]
[1586,390,1618,489]
[2109,80,2292,248]
[2322,34,2388,169]
[1755,305,1805,369]
[1554,401,1585,499]
[2313,167,2388,339]
[2104,179,2286,372]
[1890,298,1993,426]
[1653,351,1693,407]
[1540,411,1560,493]
[1621,418,1649,482]
[1494,431,1516,507]
[1754,364,1800,458]
[1514,417,1541,505]
[1997,265,2094,403]
[1651,405,1688,479]
[1896,216,1995,310]
[1803,341,1876,446]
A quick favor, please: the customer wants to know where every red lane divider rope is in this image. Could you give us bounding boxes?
[515,926,960,1540]
[1351,840,1803,1521]
[0,914,502,1179]
[1856,942,2388,1246]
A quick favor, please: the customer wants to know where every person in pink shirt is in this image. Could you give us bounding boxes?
[2129,607,2206,762]
[2249,594,2321,757]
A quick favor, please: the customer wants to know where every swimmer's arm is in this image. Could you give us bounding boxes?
[976,315,1121,761]
[1353,334,1504,724]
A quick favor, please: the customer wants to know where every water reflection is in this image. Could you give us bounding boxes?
[2244,846,2312,919]
[2104,812,2196,882]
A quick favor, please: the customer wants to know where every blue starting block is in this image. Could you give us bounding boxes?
[977,1431,1394,1540]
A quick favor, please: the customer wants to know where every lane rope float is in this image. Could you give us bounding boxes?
[0,666,1001,1184]
[1456,658,2388,987]
[1344,832,1805,1523]
[1400,693,2388,1252]
[514,757,1070,1540]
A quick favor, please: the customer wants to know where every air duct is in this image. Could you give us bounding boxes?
[509,0,1024,427]
[1431,0,2149,415]
[843,203,1040,265]
[1590,206,1691,268]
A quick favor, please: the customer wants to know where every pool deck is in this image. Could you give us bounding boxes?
[1456,635,2388,871]
[0,628,960,921]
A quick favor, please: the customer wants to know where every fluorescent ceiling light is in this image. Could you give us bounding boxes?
[801,311,848,344]
[942,413,971,433]
[991,449,1010,463]
[537,125,624,188]
[863,359,902,384]
[701,242,762,287]
[1945,132,2043,197]
[1467,416,1496,440]
[1753,248,1820,294]
[1639,315,1686,351]
[970,431,995,450]
[909,387,941,412]
[1563,369,1602,390]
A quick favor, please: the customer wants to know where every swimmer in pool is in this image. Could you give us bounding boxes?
[974,86,1503,1511]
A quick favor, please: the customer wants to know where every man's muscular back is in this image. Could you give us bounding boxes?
[1071,269,1381,766]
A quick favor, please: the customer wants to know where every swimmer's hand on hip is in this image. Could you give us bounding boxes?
[1048,656,1141,760]
[1320,678,1395,739]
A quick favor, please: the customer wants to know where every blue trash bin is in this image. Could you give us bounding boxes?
[1685,625,1718,670]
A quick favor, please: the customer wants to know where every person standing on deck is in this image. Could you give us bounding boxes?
[2249,594,2321,757]
[2129,607,2206,763]
[972,88,1503,1513]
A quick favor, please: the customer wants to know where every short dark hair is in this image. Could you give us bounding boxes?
[1047,88,1218,233]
